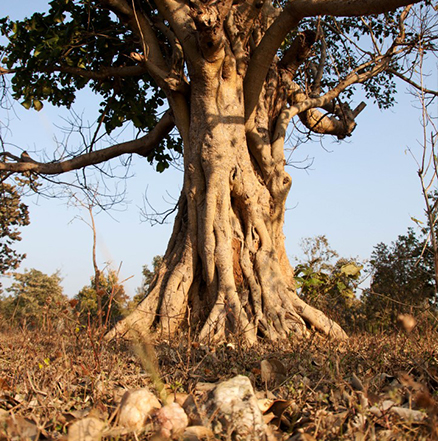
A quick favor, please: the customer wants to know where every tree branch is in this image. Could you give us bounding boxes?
[97,0,168,74]
[244,2,300,127]
[155,0,198,62]
[44,64,150,80]
[388,68,438,96]
[0,111,175,174]
[244,0,421,129]
[279,30,317,75]
[272,53,392,145]
[225,0,265,74]
[189,0,233,63]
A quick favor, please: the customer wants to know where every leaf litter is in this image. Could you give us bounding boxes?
[0,324,437,440]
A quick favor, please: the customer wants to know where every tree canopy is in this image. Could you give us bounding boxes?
[0,175,31,282]
[362,227,436,328]
[0,0,435,176]
[75,269,129,326]
[0,268,67,328]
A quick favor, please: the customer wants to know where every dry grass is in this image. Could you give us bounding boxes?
[1,323,437,440]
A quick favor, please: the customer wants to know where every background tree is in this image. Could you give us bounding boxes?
[0,268,68,330]
[75,269,129,327]
[362,227,435,331]
[295,236,363,331]
[0,0,436,343]
[0,174,31,288]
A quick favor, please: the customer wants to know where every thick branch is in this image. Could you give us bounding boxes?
[156,0,198,62]
[189,0,233,62]
[272,56,390,144]
[0,111,174,174]
[279,30,317,75]
[1,65,140,79]
[43,64,149,80]
[298,103,364,139]
[225,0,266,74]
[97,0,168,74]
[244,3,300,126]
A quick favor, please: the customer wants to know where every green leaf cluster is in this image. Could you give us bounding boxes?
[0,175,31,278]
[361,227,435,330]
[0,0,181,166]
[295,235,363,330]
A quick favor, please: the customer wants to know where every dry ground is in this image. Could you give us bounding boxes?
[0,321,438,440]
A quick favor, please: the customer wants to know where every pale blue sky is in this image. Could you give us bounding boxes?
[1,1,436,298]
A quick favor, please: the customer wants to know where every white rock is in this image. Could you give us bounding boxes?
[207,375,266,440]
[68,417,105,441]
[118,389,161,431]
[156,402,189,439]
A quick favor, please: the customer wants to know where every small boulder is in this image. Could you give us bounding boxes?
[118,388,161,432]
[68,417,105,441]
[156,402,189,439]
[204,375,266,440]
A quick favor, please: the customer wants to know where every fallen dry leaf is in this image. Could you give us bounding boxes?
[1,413,39,440]
[261,358,287,386]
[182,425,215,440]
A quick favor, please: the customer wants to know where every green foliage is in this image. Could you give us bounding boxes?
[0,175,30,278]
[0,268,68,328]
[0,0,180,171]
[295,236,363,330]
[362,228,435,331]
[75,269,129,326]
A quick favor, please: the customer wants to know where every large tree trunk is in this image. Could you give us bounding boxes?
[108,33,347,344]
[0,0,422,344]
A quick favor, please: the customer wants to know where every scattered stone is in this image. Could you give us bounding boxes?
[204,375,266,440]
[156,402,189,439]
[68,417,105,441]
[118,389,161,431]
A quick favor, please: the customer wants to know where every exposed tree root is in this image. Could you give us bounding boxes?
[107,189,348,345]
